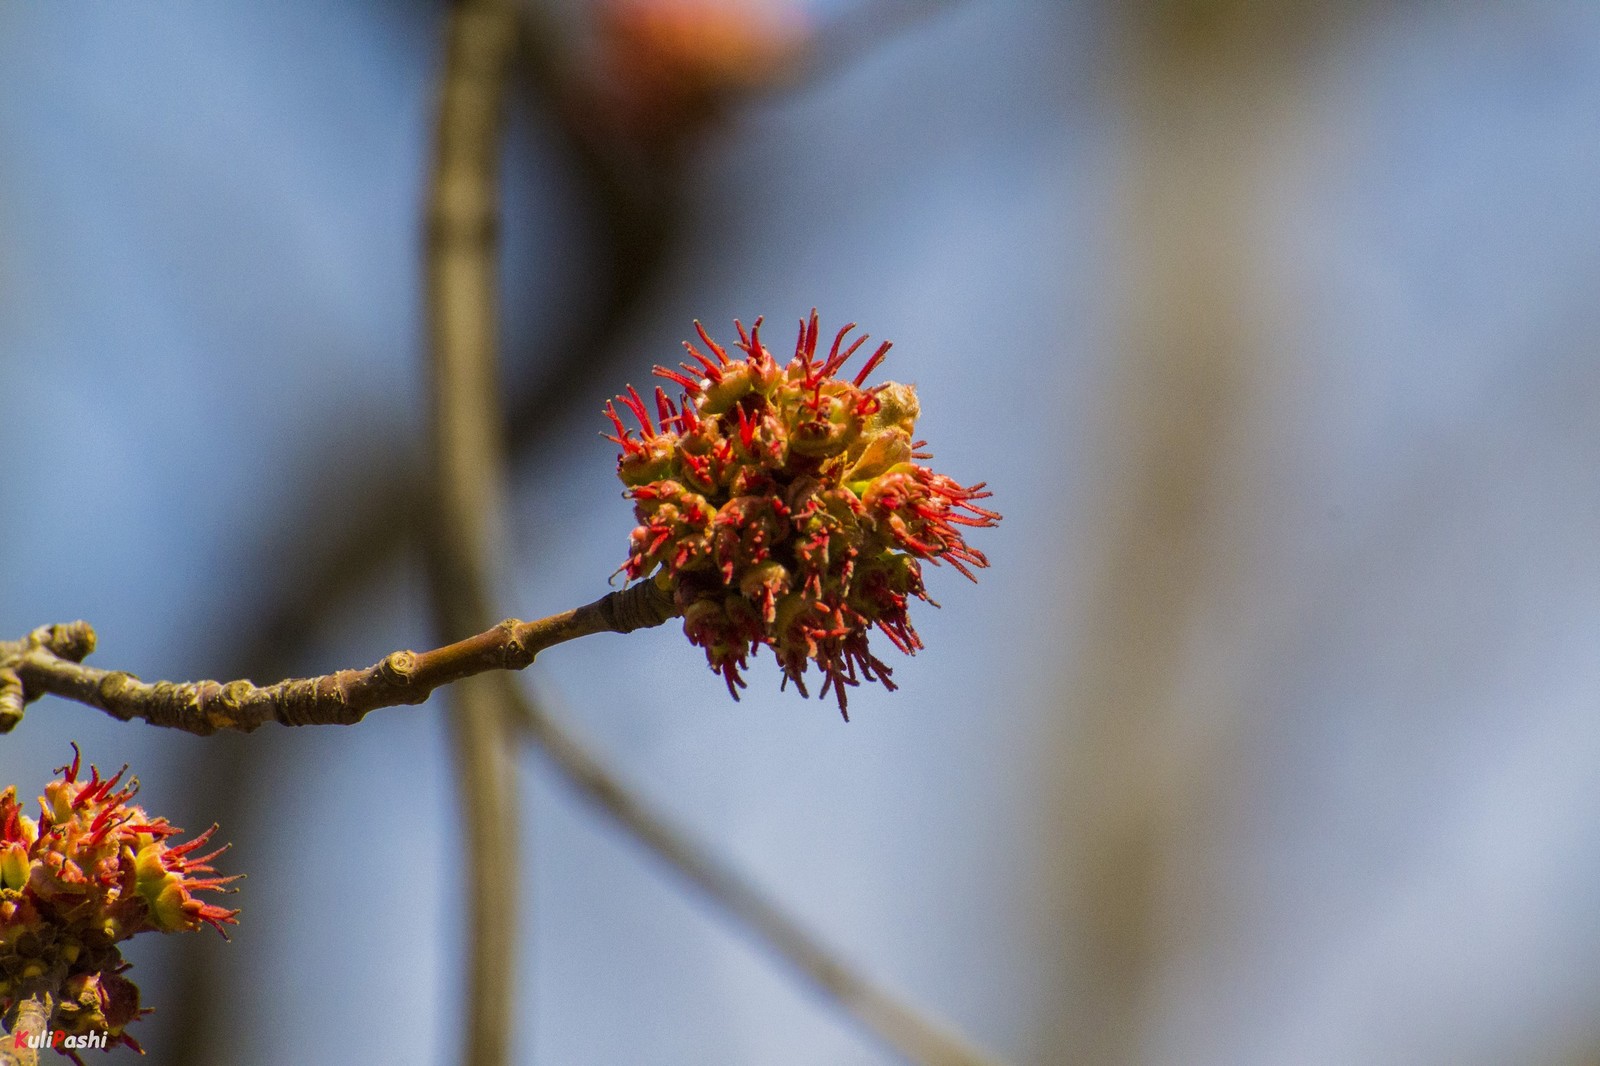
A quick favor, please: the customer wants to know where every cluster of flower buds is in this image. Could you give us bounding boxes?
[0,748,237,1056]
[607,312,1000,717]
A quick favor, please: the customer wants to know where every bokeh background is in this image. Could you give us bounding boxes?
[4,1,1600,1063]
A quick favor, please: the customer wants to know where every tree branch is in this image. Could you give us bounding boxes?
[0,582,677,736]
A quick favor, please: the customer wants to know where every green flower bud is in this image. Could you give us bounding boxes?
[1,844,30,892]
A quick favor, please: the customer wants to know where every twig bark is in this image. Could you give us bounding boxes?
[0,583,677,736]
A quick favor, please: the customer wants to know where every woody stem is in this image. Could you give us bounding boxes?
[0,581,679,737]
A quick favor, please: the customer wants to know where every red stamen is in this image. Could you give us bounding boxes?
[694,320,731,365]
[742,317,767,365]
[655,386,678,430]
[852,341,892,386]
[822,330,867,378]
[682,341,724,379]
[653,365,702,393]
[736,405,757,451]
[58,743,82,785]
[604,401,631,440]
[623,385,655,436]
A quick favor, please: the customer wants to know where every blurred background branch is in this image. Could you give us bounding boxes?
[1045,4,1349,1063]
[424,2,522,1065]
[509,685,1007,1066]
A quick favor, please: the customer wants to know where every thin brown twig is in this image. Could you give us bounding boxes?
[510,687,1009,1066]
[0,583,677,736]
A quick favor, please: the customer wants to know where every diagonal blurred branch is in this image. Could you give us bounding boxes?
[509,687,1008,1066]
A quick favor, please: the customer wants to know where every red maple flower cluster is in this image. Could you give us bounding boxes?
[607,312,1000,717]
[0,748,237,1057]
